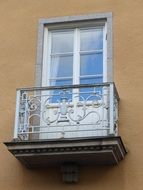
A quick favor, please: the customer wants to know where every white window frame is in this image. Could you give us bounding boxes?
[42,24,107,87]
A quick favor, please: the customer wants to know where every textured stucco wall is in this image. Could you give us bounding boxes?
[0,0,143,189]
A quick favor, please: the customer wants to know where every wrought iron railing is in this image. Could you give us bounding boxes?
[14,83,119,141]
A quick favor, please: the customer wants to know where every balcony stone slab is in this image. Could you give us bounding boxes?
[4,136,127,168]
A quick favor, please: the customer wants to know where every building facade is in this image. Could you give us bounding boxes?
[1,0,143,189]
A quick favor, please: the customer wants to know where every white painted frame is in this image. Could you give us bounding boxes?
[42,24,107,87]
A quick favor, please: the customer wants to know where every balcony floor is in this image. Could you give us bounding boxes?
[4,136,127,168]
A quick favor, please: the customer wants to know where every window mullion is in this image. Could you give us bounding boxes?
[73,28,80,85]
[73,28,80,102]
[42,27,50,87]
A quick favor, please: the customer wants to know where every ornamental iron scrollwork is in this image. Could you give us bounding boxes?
[17,84,118,139]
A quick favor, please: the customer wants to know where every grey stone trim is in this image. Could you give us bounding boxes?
[35,22,44,87]
[8,144,117,155]
[39,12,112,25]
[107,16,113,82]
[35,12,113,87]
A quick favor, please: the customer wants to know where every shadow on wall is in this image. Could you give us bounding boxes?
[19,163,126,190]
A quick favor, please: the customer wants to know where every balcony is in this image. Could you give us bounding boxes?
[5,83,127,182]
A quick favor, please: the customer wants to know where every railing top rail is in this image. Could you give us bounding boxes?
[17,82,114,92]
[16,82,119,101]
[113,84,120,101]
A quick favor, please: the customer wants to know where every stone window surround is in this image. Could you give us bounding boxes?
[35,12,113,87]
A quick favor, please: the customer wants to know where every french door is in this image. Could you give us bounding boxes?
[41,24,108,139]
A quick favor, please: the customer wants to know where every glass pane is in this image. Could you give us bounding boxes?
[51,31,74,53]
[80,77,103,84]
[50,79,72,103]
[80,53,103,76]
[50,79,72,86]
[79,87,103,101]
[50,55,73,78]
[79,77,103,100]
[50,90,72,103]
[80,29,103,51]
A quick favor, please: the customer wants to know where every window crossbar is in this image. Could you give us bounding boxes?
[80,49,103,54]
[51,52,73,57]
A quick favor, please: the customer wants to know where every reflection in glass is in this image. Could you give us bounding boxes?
[51,55,73,78]
[79,77,103,100]
[50,79,72,103]
[80,77,103,84]
[51,31,74,53]
[50,79,72,86]
[49,28,104,102]
[80,28,103,51]
[80,53,103,76]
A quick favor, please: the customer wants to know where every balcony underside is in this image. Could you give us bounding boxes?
[5,136,126,168]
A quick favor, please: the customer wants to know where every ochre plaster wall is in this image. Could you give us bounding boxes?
[0,0,143,189]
